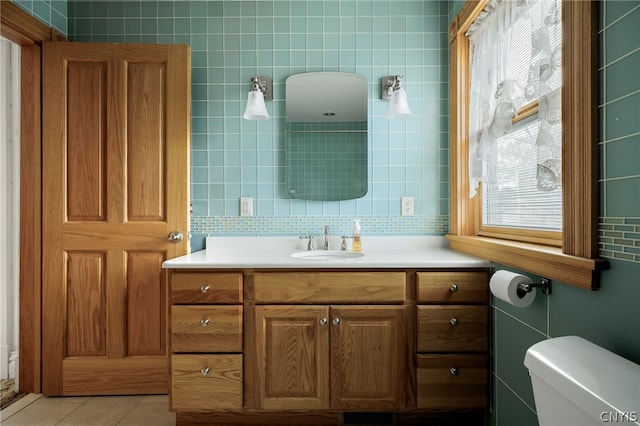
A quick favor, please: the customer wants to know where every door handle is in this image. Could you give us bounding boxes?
[168,231,183,243]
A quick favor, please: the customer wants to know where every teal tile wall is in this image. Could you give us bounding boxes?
[68,0,450,236]
[12,0,67,35]
[445,1,640,425]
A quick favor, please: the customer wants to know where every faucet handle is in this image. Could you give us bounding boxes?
[299,235,315,251]
[340,235,351,251]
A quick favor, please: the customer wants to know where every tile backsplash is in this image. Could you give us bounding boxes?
[68,0,451,236]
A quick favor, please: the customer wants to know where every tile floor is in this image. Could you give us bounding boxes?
[0,394,175,426]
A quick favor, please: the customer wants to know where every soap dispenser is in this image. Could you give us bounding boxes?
[352,219,362,252]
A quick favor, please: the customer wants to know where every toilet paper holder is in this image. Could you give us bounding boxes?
[517,278,552,297]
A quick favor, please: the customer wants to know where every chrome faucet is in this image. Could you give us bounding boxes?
[323,225,330,250]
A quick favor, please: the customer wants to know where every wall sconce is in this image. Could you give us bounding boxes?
[381,75,412,119]
[243,76,272,120]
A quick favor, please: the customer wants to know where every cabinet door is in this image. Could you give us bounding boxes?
[255,306,330,410]
[330,306,407,410]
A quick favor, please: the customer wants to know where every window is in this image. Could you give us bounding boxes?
[448,0,608,290]
[467,0,563,242]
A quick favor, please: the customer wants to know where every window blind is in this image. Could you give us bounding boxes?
[482,117,562,231]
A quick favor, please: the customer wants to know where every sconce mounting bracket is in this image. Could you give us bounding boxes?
[381,76,396,100]
[253,76,273,101]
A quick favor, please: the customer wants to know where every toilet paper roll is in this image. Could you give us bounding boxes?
[490,270,536,308]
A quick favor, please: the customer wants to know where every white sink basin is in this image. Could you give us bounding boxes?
[291,250,365,260]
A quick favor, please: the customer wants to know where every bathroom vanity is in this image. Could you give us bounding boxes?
[164,237,491,425]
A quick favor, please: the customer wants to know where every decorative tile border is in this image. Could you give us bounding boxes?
[599,217,640,263]
[191,215,450,237]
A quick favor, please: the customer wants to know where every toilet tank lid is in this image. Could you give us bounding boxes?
[524,336,640,417]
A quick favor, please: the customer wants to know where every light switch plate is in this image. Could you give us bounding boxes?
[240,197,253,217]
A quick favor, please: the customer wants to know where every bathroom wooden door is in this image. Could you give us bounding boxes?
[41,42,190,395]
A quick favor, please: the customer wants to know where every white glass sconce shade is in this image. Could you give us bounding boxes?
[381,75,413,119]
[243,76,272,120]
[387,87,412,118]
[243,89,269,120]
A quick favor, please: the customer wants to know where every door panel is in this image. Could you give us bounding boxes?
[66,61,107,221]
[66,251,106,357]
[127,251,166,356]
[42,42,190,395]
[127,62,165,221]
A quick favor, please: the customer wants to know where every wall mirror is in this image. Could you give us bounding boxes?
[285,72,368,201]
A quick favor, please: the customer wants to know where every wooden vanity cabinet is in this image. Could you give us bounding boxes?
[415,271,489,410]
[169,272,243,411]
[253,272,408,411]
[167,268,490,423]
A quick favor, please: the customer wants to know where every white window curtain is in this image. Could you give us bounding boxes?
[466,0,562,202]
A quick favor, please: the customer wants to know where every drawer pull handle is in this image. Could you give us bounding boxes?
[332,318,340,326]
[450,317,459,326]
[200,318,211,327]
[319,318,328,326]
[200,284,210,293]
[201,367,210,376]
[449,284,458,292]
[450,367,459,376]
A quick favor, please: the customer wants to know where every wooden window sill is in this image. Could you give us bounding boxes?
[446,234,609,290]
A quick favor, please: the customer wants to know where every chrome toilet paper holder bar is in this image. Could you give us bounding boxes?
[517,278,552,296]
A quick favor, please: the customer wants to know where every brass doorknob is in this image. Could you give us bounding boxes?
[168,231,183,243]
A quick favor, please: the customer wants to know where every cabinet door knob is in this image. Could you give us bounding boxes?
[200,318,211,327]
[331,318,340,326]
[201,367,210,376]
[449,284,458,292]
[450,367,459,376]
[450,317,459,326]
[200,284,210,293]
[319,318,328,326]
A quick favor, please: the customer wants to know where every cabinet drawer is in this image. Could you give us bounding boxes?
[417,271,488,304]
[171,306,242,352]
[416,354,488,409]
[171,354,242,410]
[254,272,406,303]
[171,272,243,304]
[417,305,488,352]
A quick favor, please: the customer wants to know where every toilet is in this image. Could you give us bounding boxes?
[524,336,640,426]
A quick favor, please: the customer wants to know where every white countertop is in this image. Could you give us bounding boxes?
[162,236,491,269]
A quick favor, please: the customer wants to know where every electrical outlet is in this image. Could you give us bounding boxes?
[240,197,253,217]
[401,196,414,216]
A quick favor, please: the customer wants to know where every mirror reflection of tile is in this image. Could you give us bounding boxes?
[286,121,367,201]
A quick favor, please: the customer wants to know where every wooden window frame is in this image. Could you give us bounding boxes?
[447,0,608,290]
